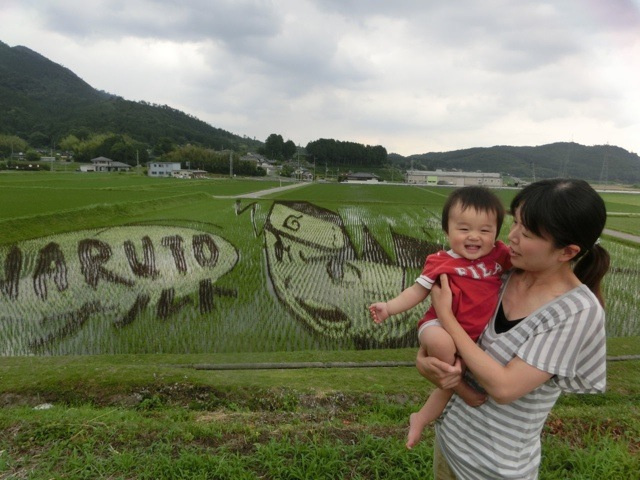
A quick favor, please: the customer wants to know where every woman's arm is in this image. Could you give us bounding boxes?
[431,274,552,404]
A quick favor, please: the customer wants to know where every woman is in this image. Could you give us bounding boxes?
[417,178,610,479]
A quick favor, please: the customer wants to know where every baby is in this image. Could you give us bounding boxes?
[370,186,511,448]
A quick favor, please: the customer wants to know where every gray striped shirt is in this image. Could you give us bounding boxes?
[436,273,606,479]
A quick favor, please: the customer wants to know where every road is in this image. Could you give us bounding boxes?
[212,181,311,199]
[239,181,311,198]
[603,228,640,244]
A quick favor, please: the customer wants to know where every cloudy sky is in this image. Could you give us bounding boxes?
[3,0,639,156]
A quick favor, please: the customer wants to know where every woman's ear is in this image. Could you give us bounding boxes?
[560,244,581,262]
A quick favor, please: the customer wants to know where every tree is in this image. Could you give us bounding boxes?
[0,134,28,158]
[280,164,295,177]
[283,140,297,160]
[59,134,80,153]
[153,137,174,156]
[28,132,50,148]
[306,138,387,166]
[264,134,284,160]
[25,150,40,162]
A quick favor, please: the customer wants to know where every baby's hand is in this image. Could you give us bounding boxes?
[369,303,389,324]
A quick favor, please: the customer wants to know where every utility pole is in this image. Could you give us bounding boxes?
[229,151,233,178]
[530,162,536,182]
[599,152,609,186]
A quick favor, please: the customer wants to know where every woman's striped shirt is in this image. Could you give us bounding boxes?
[435,273,606,480]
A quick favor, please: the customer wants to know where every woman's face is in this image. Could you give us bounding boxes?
[507,207,564,272]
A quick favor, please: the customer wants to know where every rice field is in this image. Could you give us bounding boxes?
[0,172,638,355]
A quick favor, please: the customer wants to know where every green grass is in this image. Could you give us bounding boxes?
[0,343,638,479]
[0,172,282,220]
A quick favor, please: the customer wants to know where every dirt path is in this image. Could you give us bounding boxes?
[239,181,311,198]
[212,181,311,199]
[603,228,640,244]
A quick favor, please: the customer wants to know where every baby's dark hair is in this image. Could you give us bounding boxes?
[441,186,505,234]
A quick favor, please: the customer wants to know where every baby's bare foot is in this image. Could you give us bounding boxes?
[406,412,426,449]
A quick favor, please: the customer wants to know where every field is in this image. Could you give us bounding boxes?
[0,344,638,479]
[0,172,638,478]
[1,172,639,355]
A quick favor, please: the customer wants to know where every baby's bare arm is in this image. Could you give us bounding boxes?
[370,283,429,323]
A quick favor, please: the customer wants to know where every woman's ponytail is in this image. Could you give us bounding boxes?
[573,244,610,307]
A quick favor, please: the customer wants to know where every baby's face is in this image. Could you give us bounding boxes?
[446,204,498,260]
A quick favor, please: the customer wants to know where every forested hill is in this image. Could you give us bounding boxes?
[0,41,259,151]
[392,142,640,184]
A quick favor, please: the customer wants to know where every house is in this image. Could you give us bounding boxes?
[344,172,381,183]
[292,168,314,181]
[405,169,503,187]
[147,162,181,177]
[86,156,132,172]
[258,162,278,176]
[171,169,208,179]
[241,152,268,164]
[241,152,278,176]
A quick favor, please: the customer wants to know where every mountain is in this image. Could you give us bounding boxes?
[0,41,260,151]
[390,142,640,184]
[1,40,639,183]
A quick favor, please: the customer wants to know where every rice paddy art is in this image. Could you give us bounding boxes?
[1,191,638,355]
[261,201,440,349]
[0,225,239,355]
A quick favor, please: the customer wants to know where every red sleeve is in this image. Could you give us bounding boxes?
[416,250,450,289]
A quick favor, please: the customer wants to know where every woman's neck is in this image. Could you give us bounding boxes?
[505,266,580,319]
[515,263,579,291]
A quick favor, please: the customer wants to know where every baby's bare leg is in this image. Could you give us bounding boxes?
[407,387,453,449]
[406,325,486,448]
[406,326,456,448]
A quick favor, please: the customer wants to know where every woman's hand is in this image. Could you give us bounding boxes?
[416,347,462,390]
[430,273,454,324]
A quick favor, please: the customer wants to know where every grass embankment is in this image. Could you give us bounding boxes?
[1,339,638,479]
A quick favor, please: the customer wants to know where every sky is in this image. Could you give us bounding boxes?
[2,0,640,156]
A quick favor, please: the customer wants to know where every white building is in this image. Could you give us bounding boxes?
[405,169,502,187]
[81,157,132,172]
[147,162,181,177]
[344,172,381,183]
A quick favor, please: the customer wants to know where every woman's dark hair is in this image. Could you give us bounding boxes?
[442,186,505,234]
[510,178,610,305]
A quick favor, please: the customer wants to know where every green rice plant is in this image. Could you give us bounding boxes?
[1,175,638,355]
[602,240,640,336]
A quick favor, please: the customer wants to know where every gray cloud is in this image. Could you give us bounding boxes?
[3,0,639,155]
